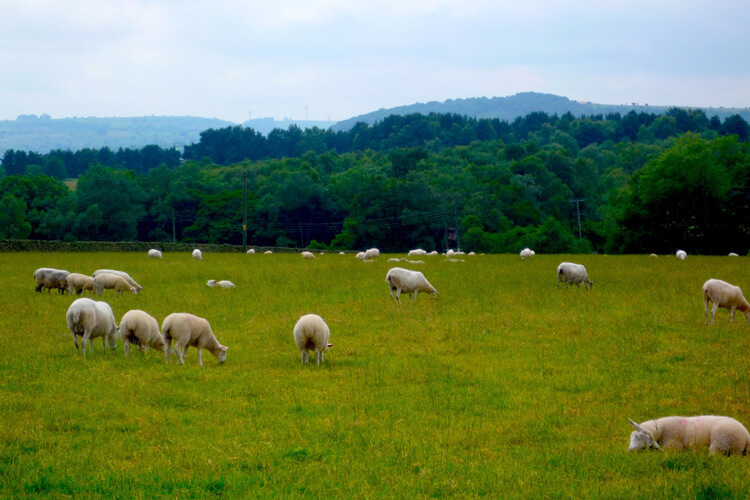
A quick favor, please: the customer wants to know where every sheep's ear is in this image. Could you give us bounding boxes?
[327,344,333,348]
[628,418,645,433]
[219,345,228,351]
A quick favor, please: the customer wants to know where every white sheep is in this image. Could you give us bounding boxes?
[468,252,476,256]
[301,251,315,260]
[148,249,163,258]
[676,250,687,260]
[161,312,228,366]
[339,251,345,255]
[192,249,202,260]
[520,248,535,259]
[729,252,739,257]
[94,273,138,295]
[428,251,438,256]
[702,279,750,325]
[385,267,439,304]
[649,253,658,258]
[247,248,255,254]
[355,252,365,259]
[264,250,273,254]
[92,269,142,292]
[65,273,95,295]
[388,257,407,263]
[293,314,332,365]
[446,249,455,257]
[119,309,166,357]
[628,416,750,455]
[408,249,427,257]
[360,248,380,260]
[66,298,119,356]
[557,262,593,289]
[206,279,236,289]
[34,268,70,294]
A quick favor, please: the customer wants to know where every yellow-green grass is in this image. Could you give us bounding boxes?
[2,252,750,498]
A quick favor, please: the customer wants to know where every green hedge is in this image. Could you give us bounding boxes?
[0,240,306,253]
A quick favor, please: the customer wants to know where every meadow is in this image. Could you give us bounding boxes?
[2,251,750,498]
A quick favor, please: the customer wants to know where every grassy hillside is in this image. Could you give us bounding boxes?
[2,252,750,497]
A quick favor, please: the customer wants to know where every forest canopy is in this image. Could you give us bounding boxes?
[1,108,749,254]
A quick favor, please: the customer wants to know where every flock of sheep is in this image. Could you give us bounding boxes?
[33,245,750,454]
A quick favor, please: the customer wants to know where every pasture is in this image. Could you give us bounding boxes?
[2,251,750,498]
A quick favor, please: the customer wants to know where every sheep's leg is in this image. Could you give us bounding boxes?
[175,343,186,365]
[413,291,419,302]
[705,299,710,325]
[198,348,203,367]
[396,288,402,305]
[71,332,79,352]
[80,330,92,357]
[124,338,130,356]
[301,350,309,364]
[711,303,719,325]
[730,307,736,323]
[315,350,323,366]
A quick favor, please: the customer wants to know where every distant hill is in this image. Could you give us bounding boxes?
[332,92,750,131]
[0,115,235,154]
[242,117,337,135]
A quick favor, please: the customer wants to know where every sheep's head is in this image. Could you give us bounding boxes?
[586,281,594,290]
[216,345,228,364]
[628,418,660,451]
[206,280,216,287]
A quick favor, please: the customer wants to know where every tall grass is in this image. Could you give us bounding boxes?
[1,252,750,498]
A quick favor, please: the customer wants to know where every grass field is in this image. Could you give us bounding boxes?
[2,251,750,498]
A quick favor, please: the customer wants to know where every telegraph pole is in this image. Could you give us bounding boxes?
[242,171,247,252]
[570,199,585,239]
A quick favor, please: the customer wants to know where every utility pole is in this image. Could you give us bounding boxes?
[242,171,247,252]
[570,199,585,239]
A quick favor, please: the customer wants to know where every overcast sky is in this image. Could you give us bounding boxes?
[1,1,748,123]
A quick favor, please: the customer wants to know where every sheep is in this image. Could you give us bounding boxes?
[520,248,535,259]
[264,250,273,254]
[301,251,315,260]
[557,262,593,289]
[355,252,365,260]
[65,273,95,295]
[407,260,424,264]
[293,314,332,365]
[94,273,138,296]
[650,253,658,258]
[192,249,202,260]
[66,298,119,356]
[206,279,236,289]
[385,267,439,304]
[408,249,427,257]
[360,248,380,260]
[148,249,163,258]
[676,250,687,260]
[702,279,750,325]
[119,309,166,357]
[91,270,142,292]
[446,249,455,257]
[161,312,228,366]
[627,416,750,455]
[468,252,476,256]
[34,268,70,293]
[428,251,438,256]
[729,252,739,257]
[339,252,345,255]
[388,258,407,263]
[247,248,255,254]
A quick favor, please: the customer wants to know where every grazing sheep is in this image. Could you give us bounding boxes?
[729,252,739,257]
[92,270,142,292]
[650,253,658,258]
[264,250,273,254]
[301,251,315,260]
[66,298,119,356]
[428,251,438,256]
[161,313,228,366]
[94,273,138,296]
[247,248,255,254]
[293,314,332,365]
[34,268,70,294]
[520,248,535,259]
[468,252,476,256]
[119,309,166,357]
[65,273,95,295]
[355,252,365,259]
[557,262,593,289]
[676,250,687,260]
[360,248,380,260]
[148,249,163,258]
[702,279,750,325]
[206,280,236,289]
[339,251,345,255]
[628,416,750,455]
[446,249,455,257]
[192,249,202,260]
[385,267,439,304]
[408,249,427,257]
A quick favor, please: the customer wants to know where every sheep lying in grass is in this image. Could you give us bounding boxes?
[34,268,70,293]
[702,279,750,325]
[676,250,687,260]
[161,313,228,366]
[385,267,439,304]
[628,416,750,455]
[729,252,739,257]
[408,249,427,257]
[650,253,658,258]
[148,249,163,258]
[557,262,593,289]
[192,249,202,260]
[119,309,166,358]
[301,251,315,260]
[66,298,119,356]
[264,250,272,254]
[94,273,138,296]
[293,314,332,365]
[92,270,142,293]
[65,273,95,295]
[247,248,255,254]
[206,280,235,289]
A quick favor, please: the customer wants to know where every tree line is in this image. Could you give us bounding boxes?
[0,108,749,254]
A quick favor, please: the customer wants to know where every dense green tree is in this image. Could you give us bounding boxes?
[0,194,31,239]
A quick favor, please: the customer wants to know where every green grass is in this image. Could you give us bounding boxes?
[2,252,750,498]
